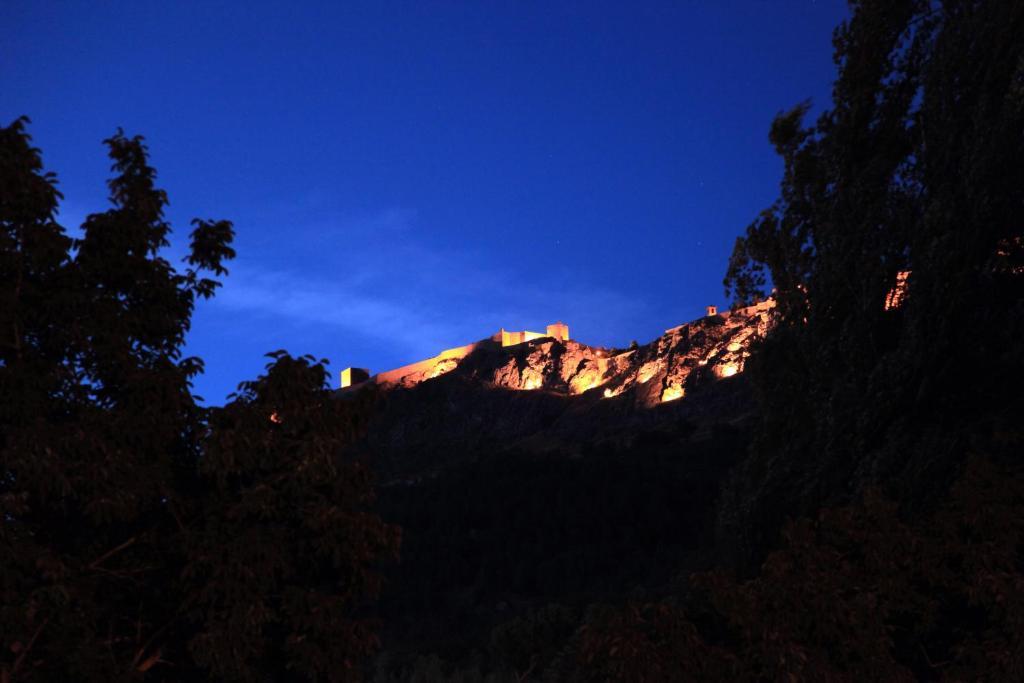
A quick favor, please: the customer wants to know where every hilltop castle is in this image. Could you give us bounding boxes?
[337,302,778,403]
[495,322,569,347]
[341,322,570,389]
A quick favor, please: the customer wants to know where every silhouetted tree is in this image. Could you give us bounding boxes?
[0,117,397,681]
[576,456,1024,682]
[186,353,400,681]
[574,2,1024,681]
[721,0,1024,565]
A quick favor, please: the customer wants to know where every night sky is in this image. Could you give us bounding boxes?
[2,1,847,404]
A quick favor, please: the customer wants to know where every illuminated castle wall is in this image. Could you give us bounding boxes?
[341,322,571,389]
[339,304,779,403]
[495,322,570,347]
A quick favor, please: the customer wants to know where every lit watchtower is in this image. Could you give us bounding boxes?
[340,367,370,389]
[546,321,569,342]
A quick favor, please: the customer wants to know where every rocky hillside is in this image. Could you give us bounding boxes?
[356,302,775,663]
[346,301,774,478]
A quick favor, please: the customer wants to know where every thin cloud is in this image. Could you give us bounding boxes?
[215,265,465,358]
[211,208,650,362]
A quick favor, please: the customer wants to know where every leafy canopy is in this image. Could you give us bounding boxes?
[576,0,1024,680]
[0,117,398,682]
[721,0,1024,562]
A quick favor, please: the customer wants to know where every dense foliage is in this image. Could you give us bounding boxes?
[0,119,398,681]
[572,0,1024,680]
[577,456,1024,681]
[721,0,1024,564]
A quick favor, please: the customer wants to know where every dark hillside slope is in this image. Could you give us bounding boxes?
[343,311,770,670]
[373,400,751,666]
[348,303,771,481]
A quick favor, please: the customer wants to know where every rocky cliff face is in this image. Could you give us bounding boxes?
[365,300,773,404]
[347,301,775,479]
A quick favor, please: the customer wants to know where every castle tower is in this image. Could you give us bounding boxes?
[705,305,718,317]
[341,367,370,388]
[500,328,526,346]
[546,322,570,342]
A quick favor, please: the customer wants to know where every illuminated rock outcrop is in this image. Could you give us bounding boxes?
[341,301,775,408]
[344,303,775,479]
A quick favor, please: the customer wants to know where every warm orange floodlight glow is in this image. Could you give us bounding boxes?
[661,385,684,402]
[571,377,600,394]
[603,383,628,398]
[885,271,910,310]
[719,363,739,378]
[522,375,543,390]
[427,358,458,379]
[636,361,660,384]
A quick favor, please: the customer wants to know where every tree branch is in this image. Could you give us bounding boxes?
[88,536,137,570]
[11,616,50,681]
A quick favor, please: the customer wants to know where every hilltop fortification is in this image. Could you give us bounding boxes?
[340,301,774,406]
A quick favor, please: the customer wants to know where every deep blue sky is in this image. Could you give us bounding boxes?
[2,1,847,403]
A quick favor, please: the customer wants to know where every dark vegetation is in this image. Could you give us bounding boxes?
[2,0,1023,680]
[376,0,1024,678]
[576,0,1024,679]
[0,122,398,681]
[375,425,749,667]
